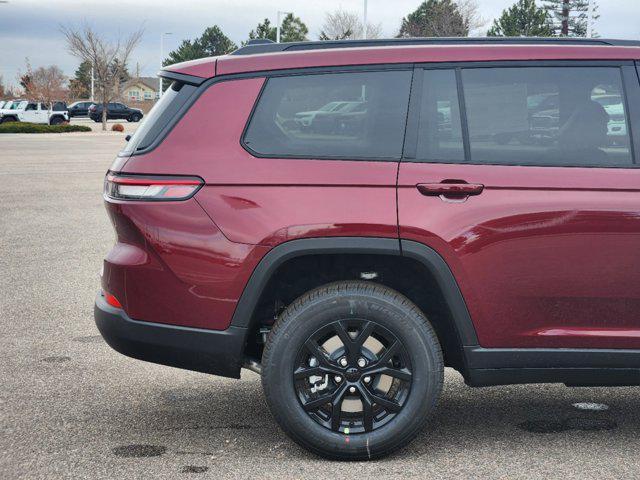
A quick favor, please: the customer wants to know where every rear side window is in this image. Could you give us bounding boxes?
[243,70,413,160]
[121,81,197,155]
[461,67,633,167]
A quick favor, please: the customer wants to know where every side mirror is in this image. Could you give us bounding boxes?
[125,135,131,142]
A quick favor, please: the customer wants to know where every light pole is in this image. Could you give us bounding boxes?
[276,11,292,43]
[159,32,173,98]
[90,63,94,102]
[363,0,368,40]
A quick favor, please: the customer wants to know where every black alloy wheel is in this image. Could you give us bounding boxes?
[294,318,412,434]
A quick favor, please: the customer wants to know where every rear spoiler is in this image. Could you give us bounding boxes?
[158,70,207,86]
[159,57,217,86]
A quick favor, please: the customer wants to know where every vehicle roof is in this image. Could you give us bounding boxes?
[163,42,640,80]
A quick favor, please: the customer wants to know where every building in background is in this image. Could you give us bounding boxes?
[122,77,158,102]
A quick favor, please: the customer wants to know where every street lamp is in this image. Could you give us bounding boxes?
[363,0,368,40]
[159,32,173,98]
[276,11,292,43]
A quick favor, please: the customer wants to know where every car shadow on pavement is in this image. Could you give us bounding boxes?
[104,369,640,463]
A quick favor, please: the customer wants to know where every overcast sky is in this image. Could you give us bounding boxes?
[1,0,638,88]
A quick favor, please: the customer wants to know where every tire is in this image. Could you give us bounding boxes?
[261,280,443,460]
[49,116,64,126]
[129,113,141,123]
[1,116,17,124]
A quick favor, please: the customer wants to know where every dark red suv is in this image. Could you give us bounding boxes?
[95,37,640,459]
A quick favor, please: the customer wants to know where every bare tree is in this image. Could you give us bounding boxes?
[319,9,382,40]
[61,24,143,131]
[457,0,487,34]
[20,61,68,109]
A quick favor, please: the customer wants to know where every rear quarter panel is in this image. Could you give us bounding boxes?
[114,77,399,328]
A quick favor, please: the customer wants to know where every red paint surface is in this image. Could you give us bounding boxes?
[105,48,640,349]
[398,162,640,349]
[167,45,640,80]
[162,56,216,78]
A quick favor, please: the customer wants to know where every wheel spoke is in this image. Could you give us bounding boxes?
[356,384,374,432]
[354,321,374,348]
[302,382,348,413]
[304,339,332,367]
[302,393,333,411]
[331,387,346,431]
[333,321,358,361]
[375,340,399,367]
[293,366,323,380]
[370,392,402,412]
[363,365,412,382]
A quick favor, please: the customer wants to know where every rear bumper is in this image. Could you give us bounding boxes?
[94,293,246,378]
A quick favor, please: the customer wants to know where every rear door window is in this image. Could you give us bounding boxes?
[461,67,633,167]
[243,70,413,160]
[415,69,465,162]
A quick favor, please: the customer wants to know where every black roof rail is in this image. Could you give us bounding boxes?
[245,38,275,46]
[231,37,640,56]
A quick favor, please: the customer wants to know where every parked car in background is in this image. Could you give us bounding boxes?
[294,101,352,128]
[88,102,143,122]
[0,100,24,114]
[593,94,628,144]
[67,101,94,118]
[0,101,68,125]
[96,37,640,461]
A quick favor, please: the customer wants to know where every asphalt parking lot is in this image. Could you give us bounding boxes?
[2,127,640,479]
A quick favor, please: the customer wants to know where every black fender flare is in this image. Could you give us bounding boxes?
[230,237,478,347]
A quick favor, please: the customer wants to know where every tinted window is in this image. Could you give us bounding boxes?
[416,69,465,162]
[243,70,413,159]
[121,81,197,154]
[462,67,633,167]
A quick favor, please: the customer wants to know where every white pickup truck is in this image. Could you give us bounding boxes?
[0,101,69,125]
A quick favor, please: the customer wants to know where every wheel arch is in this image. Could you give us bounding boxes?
[232,237,479,371]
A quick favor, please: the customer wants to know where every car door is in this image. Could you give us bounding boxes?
[116,103,128,119]
[21,103,40,122]
[398,62,640,350]
[105,103,116,119]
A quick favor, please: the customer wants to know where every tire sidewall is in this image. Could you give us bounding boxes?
[262,283,443,459]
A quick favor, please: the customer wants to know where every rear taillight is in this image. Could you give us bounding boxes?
[104,173,204,201]
[104,291,122,309]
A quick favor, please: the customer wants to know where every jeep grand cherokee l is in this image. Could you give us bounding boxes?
[95,37,640,460]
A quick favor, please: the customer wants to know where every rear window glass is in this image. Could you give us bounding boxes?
[243,70,413,160]
[461,67,633,167]
[121,81,196,155]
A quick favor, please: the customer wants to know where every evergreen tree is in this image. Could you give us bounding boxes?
[397,0,468,38]
[164,26,237,66]
[542,0,599,37]
[248,14,309,43]
[69,60,92,99]
[248,18,276,41]
[280,13,309,42]
[487,0,553,37]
